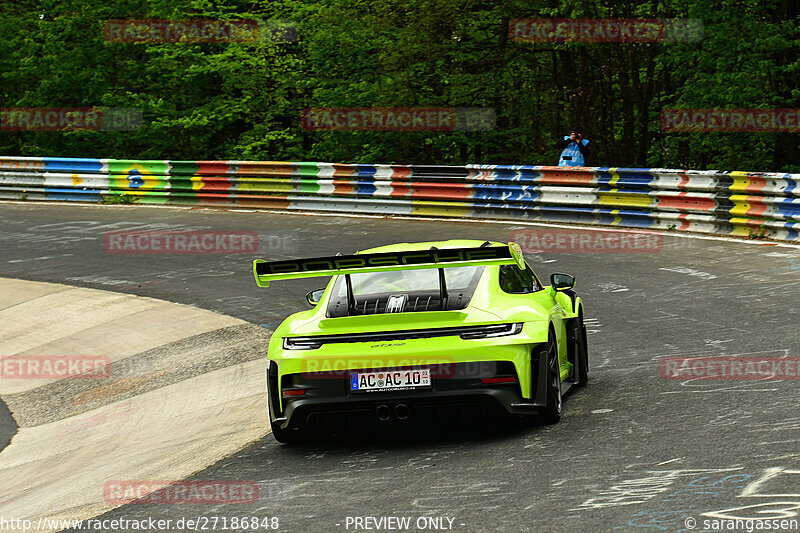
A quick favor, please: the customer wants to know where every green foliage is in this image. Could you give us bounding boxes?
[746,225,771,239]
[100,193,138,204]
[0,0,798,170]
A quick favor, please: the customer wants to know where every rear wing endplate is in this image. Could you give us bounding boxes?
[253,243,525,287]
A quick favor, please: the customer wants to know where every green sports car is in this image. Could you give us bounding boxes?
[253,239,589,443]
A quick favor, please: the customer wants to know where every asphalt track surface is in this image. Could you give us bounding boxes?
[1,203,800,533]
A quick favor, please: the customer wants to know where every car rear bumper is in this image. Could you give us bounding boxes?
[282,389,540,431]
[266,359,548,431]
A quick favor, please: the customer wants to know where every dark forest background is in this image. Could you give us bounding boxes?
[1,0,799,171]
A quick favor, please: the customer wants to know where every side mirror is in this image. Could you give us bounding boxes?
[306,288,325,307]
[550,273,575,291]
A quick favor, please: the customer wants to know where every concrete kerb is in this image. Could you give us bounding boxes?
[0,278,270,532]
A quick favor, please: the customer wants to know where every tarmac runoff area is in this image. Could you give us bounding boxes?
[0,277,271,533]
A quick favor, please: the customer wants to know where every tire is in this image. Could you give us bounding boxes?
[540,330,562,425]
[575,312,589,388]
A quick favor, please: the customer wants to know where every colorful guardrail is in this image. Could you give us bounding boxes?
[1,156,798,240]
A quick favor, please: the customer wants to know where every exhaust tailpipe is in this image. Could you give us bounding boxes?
[395,404,409,421]
[376,404,392,422]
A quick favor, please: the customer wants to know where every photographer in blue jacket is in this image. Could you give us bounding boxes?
[556,126,591,167]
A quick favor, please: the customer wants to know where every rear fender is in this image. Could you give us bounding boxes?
[555,290,581,317]
[565,303,585,380]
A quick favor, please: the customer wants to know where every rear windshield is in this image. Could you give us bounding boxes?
[326,266,485,317]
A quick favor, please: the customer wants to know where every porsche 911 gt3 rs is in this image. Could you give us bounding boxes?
[253,240,589,443]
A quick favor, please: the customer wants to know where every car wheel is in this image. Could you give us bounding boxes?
[575,312,589,388]
[540,330,562,425]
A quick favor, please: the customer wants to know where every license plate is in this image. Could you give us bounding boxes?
[350,369,431,393]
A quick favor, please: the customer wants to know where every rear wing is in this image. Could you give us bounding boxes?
[253,243,525,287]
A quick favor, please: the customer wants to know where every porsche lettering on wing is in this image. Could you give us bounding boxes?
[255,246,513,275]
